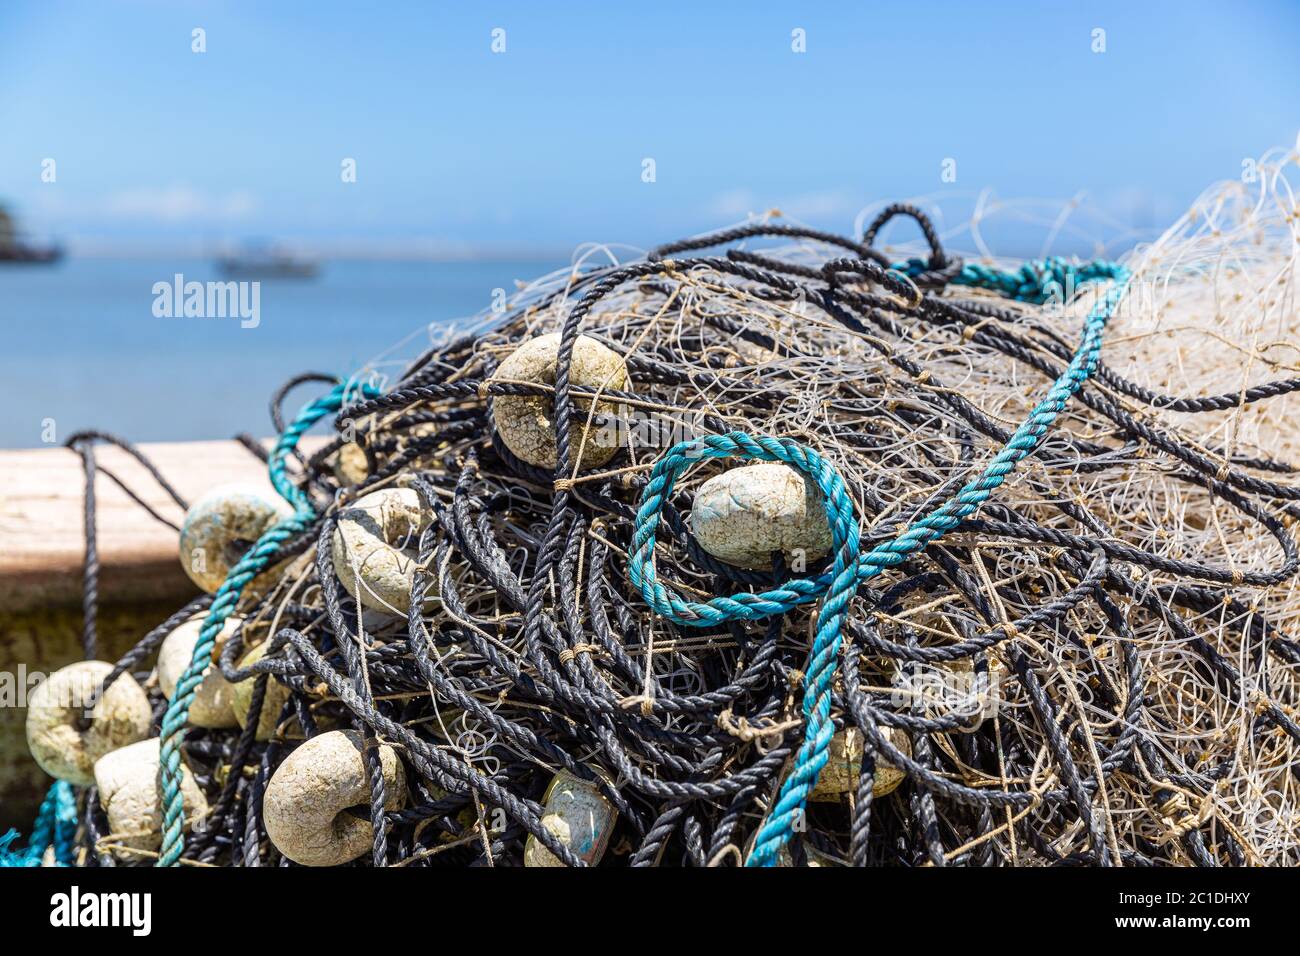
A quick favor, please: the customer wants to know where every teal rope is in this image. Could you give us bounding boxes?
[156,378,378,866]
[0,780,78,867]
[628,433,862,864]
[898,254,1120,306]
[627,258,1130,865]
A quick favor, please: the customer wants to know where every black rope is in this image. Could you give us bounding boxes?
[58,209,1300,868]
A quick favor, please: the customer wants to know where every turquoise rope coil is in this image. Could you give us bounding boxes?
[628,258,1130,866]
[0,780,78,867]
[156,378,378,866]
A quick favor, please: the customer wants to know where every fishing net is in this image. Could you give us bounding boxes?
[20,140,1300,868]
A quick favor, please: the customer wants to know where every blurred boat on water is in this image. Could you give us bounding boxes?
[0,205,63,264]
[217,242,319,279]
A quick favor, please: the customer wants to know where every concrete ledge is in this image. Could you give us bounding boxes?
[0,437,328,612]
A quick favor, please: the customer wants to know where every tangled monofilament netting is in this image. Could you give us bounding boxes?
[51,142,1300,868]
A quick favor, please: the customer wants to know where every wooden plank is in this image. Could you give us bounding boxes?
[0,438,329,611]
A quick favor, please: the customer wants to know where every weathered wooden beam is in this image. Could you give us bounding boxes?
[0,438,329,611]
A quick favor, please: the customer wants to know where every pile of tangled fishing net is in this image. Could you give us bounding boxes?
[17,145,1300,868]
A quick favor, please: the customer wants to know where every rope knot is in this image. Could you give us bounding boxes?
[717,708,802,746]
[558,643,599,665]
[619,694,656,717]
[1157,790,1189,820]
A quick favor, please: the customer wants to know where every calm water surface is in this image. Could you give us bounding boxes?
[0,258,558,448]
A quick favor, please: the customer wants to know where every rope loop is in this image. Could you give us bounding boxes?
[627,256,1131,866]
[628,432,862,628]
[821,257,922,309]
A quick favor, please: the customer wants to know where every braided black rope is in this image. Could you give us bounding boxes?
[58,209,1300,868]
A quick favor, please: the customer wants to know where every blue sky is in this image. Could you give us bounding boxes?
[1,0,1297,256]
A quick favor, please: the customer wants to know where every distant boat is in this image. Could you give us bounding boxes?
[217,246,319,279]
[0,205,63,264]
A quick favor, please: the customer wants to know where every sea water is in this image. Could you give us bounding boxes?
[0,257,557,448]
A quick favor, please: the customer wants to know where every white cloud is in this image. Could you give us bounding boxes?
[706,188,858,223]
[707,188,758,220]
[782,190,858,220]
[101,186,258,222]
